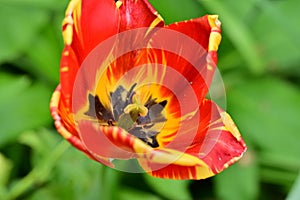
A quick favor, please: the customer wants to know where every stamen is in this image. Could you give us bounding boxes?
[124,94,148,117]
[85,84,167,147]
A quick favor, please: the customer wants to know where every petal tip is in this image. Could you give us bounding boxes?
[62,0,81,45]
[207,15,222,52]
[207,15,221,30]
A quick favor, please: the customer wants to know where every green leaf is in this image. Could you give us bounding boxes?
[226,76,300,187]
[21,24,62,84]
[0,0,67,65]
[0,0,67,10]
[27,146,119,200]
[100,167,122,200]
[0,73,30,105]
[286,172,300,200]
[253,0,300,72]
[0,153,13,186]
[214,150,259,200]
[258,152,299,186]
[119,188,161,200]
[258,152,300,173]
[227,77,300,158]
[199,0,265,74]
[28,152,119,200]
[0,73,52,147]
[18,129,61,167]
[0,2,48,63]
[6,139,69,200]
[260,168,297,187]
[149,0,204,24]
[144,174,192,200]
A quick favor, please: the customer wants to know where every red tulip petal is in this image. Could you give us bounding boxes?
[118,0,164,31]
[78,120,153,159]
[168,99,246,174]
[50,85,112,167]
[101,126,154,155]
[189,100,247,174]
[94,52,196,148]
[60,46,79,111]
[166,15,221,61]
[142,49,209,104]
[90,28,215,148]
[63,0,119,61]
[162,15,222,98]
[124,15,221,105]
[138,148,214,180]
[60,0,119,111]
[136,100,246,180]
[52,0,245,181]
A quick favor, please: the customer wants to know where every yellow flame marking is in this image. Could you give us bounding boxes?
[207,15,222,52]
[115,1,122,8]
[220,112,242,140]
[61,66,69,72]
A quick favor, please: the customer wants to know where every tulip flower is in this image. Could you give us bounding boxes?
[50,0,246,180]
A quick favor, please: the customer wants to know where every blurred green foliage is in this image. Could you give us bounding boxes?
[0,0,299,199]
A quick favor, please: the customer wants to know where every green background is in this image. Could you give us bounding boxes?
[0,0,300,199]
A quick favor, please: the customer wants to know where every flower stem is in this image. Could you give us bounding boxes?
[6,141,70,199]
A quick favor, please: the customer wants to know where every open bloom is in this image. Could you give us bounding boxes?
[50,0,246,180]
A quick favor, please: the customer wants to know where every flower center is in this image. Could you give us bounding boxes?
[85,84,167,147]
